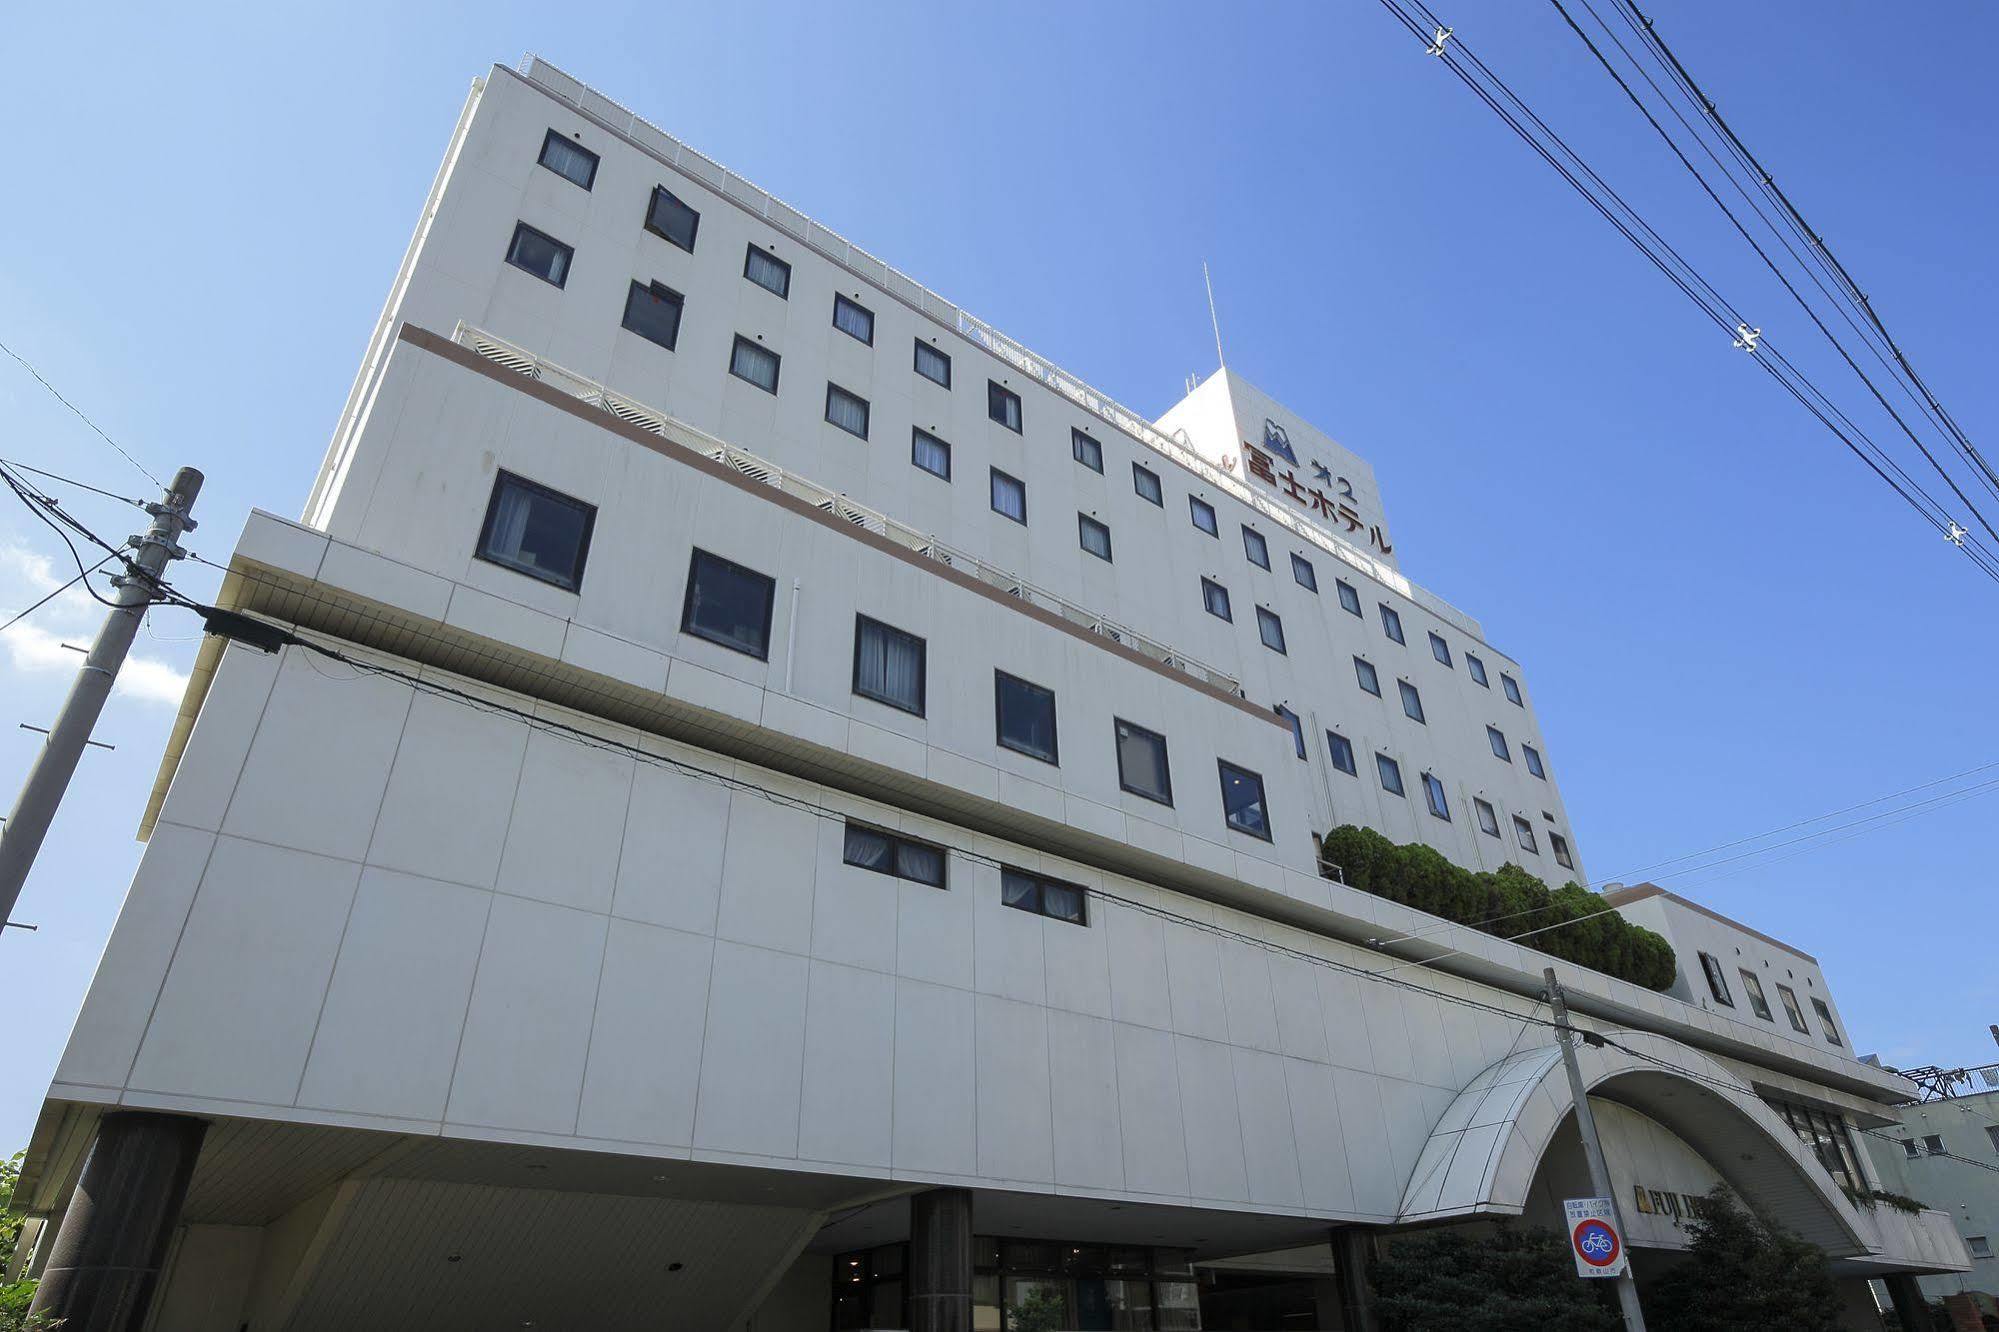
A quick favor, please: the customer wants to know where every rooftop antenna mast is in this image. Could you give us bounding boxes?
[1203,261,1227,371]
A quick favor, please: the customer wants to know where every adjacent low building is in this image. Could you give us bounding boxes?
[1861,1062,1999,1321]
[13,56,1971,1332]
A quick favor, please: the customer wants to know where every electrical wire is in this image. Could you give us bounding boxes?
[0,338,163,488]
[0,457,151,511]
[0,550,121,635]
[0,464,128,610]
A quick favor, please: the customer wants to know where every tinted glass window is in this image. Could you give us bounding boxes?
[1337,581,1362,616]
[1257,606,1286,653]
[1467,653,1489,686]
[1277,705,1306,759]
[1698,952,1733,1005]
[990,468,1027,523]
[538,130,598,189]
[1072,429,1104,472]
[681,548,776,658]
[1399,680,1425,723]
[912,428,951,479]
[995,671,1058,764]
[505,222,572,286]
[1202,578,1232,621]
[1115,719,1172,804]
[729,336,780,392]
[1422,772,1450,820]
[1429,632,1452,666]
[1291,553,1317,591]
[988,381,1022,432]
[1551,832,1575,869]
[1354,657,1380,696]
[476,472,595,590]
[1523,744,1546,779]
[1218,761,1271,840]
[1242,527,1270,568]
[1739,969,1773,1020]
[833,294,874,344]
[1514,816,1539,854]
[914,340,952,387]
[744,244,792,297]
[1475,798,1500,836]
[1812,998,1842,1045]
[646,186,700,251]
[1379,604,1405,644]
[844,823,947,888]
[1132,464,1163,505]
[1502,673,1524,705]
[1189,496,1218,536]
[1488,726,1511,761]
[854,615,926,715]
[621,280,683,350]
[1376,752,1404,796]
[1002,869,1088,925]
[1079,514,1113,561]
[825,383,870,439]
[1326,730,1357,775]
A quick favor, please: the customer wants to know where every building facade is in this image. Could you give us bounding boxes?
[14,57,1970,1331]
[1862,1065,1999,1319]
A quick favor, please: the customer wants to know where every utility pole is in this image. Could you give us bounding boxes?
[0,467,200,932]
[1545,966,1647,1332]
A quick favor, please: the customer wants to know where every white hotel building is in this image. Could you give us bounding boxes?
[13,57,1970,1332]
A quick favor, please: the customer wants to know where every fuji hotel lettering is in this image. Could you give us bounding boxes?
[1234,418,1394,558]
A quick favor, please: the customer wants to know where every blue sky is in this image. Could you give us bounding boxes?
[3,2,1994,1153]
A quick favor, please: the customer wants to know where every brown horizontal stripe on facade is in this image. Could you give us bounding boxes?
[396,322,1283,726]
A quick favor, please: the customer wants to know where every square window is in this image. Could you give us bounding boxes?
[681,548,776,659]
[621,280,684,350]
[1291,553,1317,591]
[843,823,946,888]
[1218,760,1272,840]
[1326,730,1357,775]
[645,185,700,252]
[1079,513,1113,561]
[729,336,780,393]
[1811,997,1842,1046]
[854,614,926,716]
[1738,969,1773,1021]
[990,468,1027,524]
[1276,705,1306,759]
[1429,632,1452,666]
[1924,1135,1944,1156]
[1901,1138,1920,1159]
[1379,604,1405,644]
[1970,1237,1993,1259]
[825,383,870,439]
[833,294,875,344]
[1475,798,1500,837]
[1513,815,1539,854]
[1354,657,1380,696]
[1376,752,1404,797]
[1256,606,1286,653]
[537,130,599,189]
[1242,526,1270,569]
[505,221,572,287]
[1115,718,1172,805]
[1488,726,1511,761]
[1399,680,1425,723]
[744,243,791,297]
[1698,952,1733,1006]
[1202,578,1232,622]
[1551,832,1575,869]
[476,471,595,591]
[1072,429,1104,473]
[995,670,1059,764]
[914,340,952,387]
[1523,744,1546,779]
[1502,673,1524,705]
[1132,463,1163,505]
[912,428,951,480]
[1422,772,1450,821]
[1189,496,1219,536]
[1337,580,1362,616]
[1467,653,1489,687]
[1776,984,1810,1033]
[988,381,1022,432]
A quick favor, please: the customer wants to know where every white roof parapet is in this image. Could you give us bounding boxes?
[512,55,1490,648]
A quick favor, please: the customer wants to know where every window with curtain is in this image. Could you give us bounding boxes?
[853,615,926,716]
[1326,730,1357,776]
[1376,752,1404,797]
[1071,429,1104,472]
[1488,726,1511,761]
[1337,580,1362,616]
[1001,869,1087,925]
[990,469,1026,524]
[1422,772,1451,821]
[1242,526,1270,569]
[645,185,700,251]
[1523,744,1546,778]
[1379,603,1405,644]
[1475,798,1500,836]
[1078,514,1112,562]
[995,671,1058,764]
[842,822,946,888]
[1114,719,1172,804]
[1354,657,1380,696]
[1201,578,1231,622]
[1514,816,1539,854]
[680,548,778,659]
[1291,553,1317,591]
[743,243,792,297]
[1256,607,1286,653]
[1218,761,1271,840]
[1399,680,1425,723]
[1132,463,1163,505]
[729,336,780,393]
[1429,632,1452,666]
[537,130,599,189]
[504,222,572,287]
[475,472,596,590]
[1467,653,1489,686]
[914,340,951,387]
[833,294,875,344]
[621,280,684,350]
[911,428,950,480]
[1502,673,1524,705]
[825,383,870,439]
[988,381,1022,432]
[1189,496,1218,536]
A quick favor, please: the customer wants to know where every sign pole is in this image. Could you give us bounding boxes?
[1546,967,1647,1331]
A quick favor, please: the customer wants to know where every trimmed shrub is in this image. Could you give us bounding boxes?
[1318,824,1677,991]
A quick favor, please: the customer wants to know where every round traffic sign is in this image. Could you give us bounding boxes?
[1572,1218,1621,1268]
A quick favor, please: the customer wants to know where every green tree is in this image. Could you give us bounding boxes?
[1647,1186,1845,1332]
[1373,1224,1620,1332]
[1,1149,47,1330]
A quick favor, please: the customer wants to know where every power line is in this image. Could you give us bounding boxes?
[0,338,163,489]
[0,463,128,610]
[0,551,122,635]
[0,457,151,511]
